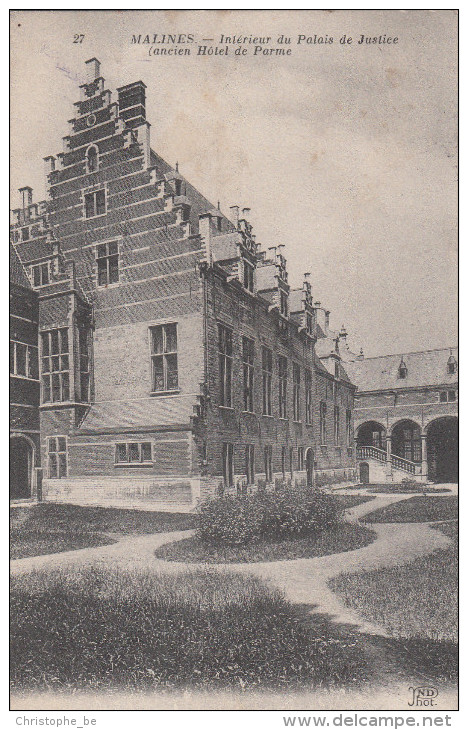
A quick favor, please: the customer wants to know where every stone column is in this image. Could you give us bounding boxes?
[420,434,428,480]
[386,436,392,480]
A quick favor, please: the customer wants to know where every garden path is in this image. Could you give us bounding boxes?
[10,490,454,637]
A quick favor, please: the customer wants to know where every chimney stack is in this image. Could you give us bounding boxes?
[229,205,239,229]
[19,186,33,210]
[199,212,213,265]
[85,58,101,83]
[241,207,251,221]
[268,246,277,261]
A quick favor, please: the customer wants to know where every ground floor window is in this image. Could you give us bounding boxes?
[245,444,255,484]
[115,442,153,465]
[281,446,286,478]
[264,445,273,483]
[48,437,67,478]
[297,447,304,471]
[223,443,234,487]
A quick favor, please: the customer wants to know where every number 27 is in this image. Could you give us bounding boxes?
[73,34,84,44]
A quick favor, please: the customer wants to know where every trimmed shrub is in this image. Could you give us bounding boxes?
[198,494,265,545]
[198,488,343,546]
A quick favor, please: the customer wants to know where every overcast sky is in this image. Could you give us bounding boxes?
[10,10,457,357]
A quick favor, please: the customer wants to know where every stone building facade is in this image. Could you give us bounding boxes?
[10,59,357,508]
[10,242,41,499]
[347,348,458,484]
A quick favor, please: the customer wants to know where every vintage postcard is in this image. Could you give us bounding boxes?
[9,9,458,716]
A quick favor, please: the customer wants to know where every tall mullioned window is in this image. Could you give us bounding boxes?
[97,242,119,286]
[305,369,312,424]
[150,323,178,392]
[320,401,327,444]
[293,363,300,421]
[334,405,340,445]
[245,444,255,484]
[346,409,352,447]
[41,328,70,403]
[242,337,255,412]
[262,347,273,415]
[222,443,234,487]
[218,324,233,407]
[78,326,91,402]
[297,447,304,471]
[278,355,287,418]
[264,445,273,483]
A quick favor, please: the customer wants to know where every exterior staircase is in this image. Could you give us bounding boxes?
[356,445,420,476]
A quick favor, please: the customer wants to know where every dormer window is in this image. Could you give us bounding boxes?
[398,358,408,379]
[174,179,182,196]
[280,290,288,317]
[86,145,99,173]
[306,313,314,335]
[243,260,254,292]
[447,352,457,374]
[30,262,50,287]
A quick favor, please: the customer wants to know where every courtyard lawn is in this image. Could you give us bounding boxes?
[326,494,375,510]
[329,521,458,645]
[363,495,458,524]
[10,566,368,692]
[10,503,198,559]
[154,522,376,563]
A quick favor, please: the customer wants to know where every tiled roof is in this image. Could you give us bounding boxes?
[347,347,458,391]
[150,149,236,230]
[10,243,32,289]
[289,289,303,313]
[79,395,196,433]
[212,232,239,261]
[315,336,337,358]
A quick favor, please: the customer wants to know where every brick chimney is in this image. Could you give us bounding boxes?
[85,58,101,83]
[229,205,240,229]
[19,186,33,210]
[117,81,147,128]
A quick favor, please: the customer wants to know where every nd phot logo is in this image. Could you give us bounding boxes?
[408,686,438,707]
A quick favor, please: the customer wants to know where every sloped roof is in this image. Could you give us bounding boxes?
[79,395,196,433]
[315,336,337,358]
[10,243,32,289]
[347,347,458,391]
[289,289,304,313]
[150,149,236,231]
[212,232,239,262]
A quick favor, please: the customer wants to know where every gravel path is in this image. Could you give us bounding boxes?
[10,490,454,637]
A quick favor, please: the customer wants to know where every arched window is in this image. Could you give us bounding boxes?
[86,146,98,173]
